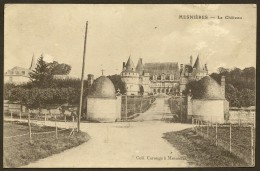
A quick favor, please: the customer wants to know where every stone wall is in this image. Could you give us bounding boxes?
[190,99,226,123]
[87,97,120,122]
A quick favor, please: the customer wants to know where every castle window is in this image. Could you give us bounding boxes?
[160,74,165,80]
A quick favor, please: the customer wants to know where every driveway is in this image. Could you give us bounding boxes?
[22,97,193,168]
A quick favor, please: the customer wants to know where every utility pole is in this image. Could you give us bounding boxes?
[78,21,88,132]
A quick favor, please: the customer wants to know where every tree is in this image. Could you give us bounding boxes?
[107,74,126,94]
[210,66,255,107]
[49,61,71,75]
[29,55,53,87]
[218,67,229,75]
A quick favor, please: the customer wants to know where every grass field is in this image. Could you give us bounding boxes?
[196,125,253,165]
[3,121,90,168]
[163,128,251,167]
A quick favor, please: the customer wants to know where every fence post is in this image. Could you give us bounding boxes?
[133,96,135,114]
[200,120,203,136]
[207,121,209,138]
[238,111,241,126]
[195,119,198,133]
[140,97,142,113]
[194,119,197,133]
[28,112,32,144]
[55,113,58,139]
[69,115,75,136]
[45,111,47,124]
[19,110,22,121]
[72,115,75,132]
[196,119,198,133]
[65,115,67,128]
[229,123,232,153]
[11,111,13,120]
[215,123,218,146]
[192,118,194,131]
[125,95,128,120]
[251,125,254,166]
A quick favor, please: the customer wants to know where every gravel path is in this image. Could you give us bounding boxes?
[20,97,193,168]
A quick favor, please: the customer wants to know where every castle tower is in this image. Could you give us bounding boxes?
[120,56,140,95]
[192,55,208,80]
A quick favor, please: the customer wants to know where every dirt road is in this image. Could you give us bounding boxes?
[22,97,193,168]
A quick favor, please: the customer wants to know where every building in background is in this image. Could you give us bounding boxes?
[121,55,208,95]
[4,54,36,85]
[179,55,208,92]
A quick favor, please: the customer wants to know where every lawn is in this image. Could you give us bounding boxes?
[162,128,251,167]
[3,121,90,168]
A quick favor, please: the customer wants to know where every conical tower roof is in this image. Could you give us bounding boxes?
[125,56,136,72]
[135,58,144,75]
[193,55,202,71]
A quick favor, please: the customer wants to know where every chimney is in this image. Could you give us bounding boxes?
[205,64,208,72]
[180,64,184,76]
[87,74,94,89]
[140,58,143,64]
[221,76,225,98]
[123,62,126,71]
[190,56,193,66]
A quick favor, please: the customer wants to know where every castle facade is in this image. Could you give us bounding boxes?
[120,55,208,95]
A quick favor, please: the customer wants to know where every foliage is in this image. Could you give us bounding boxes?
[8,87,88,109]
[29,55,53,88]
[3,83,16,100]
[184,67,255,107]
[29,55,72,88]
[211,67,255,90]
[49,61,71,75]
[210,67,255,107]
[107,74,126,94]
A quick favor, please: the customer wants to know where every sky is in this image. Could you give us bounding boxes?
[4,4,256,78]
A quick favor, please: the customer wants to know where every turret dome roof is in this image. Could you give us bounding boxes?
[192,76,224,100]
[88,76,116,98]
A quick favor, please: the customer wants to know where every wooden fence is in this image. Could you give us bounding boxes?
[4,112,77,145]
[192,118,255,166]
[168,96,187,122]
[121,95,156,120]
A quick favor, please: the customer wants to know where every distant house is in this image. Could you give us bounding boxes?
[4,54,36,85]
[4,66,32,85]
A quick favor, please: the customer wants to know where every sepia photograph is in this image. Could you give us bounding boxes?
[3,4,256,168]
